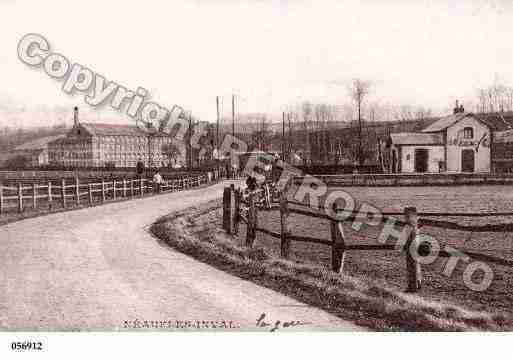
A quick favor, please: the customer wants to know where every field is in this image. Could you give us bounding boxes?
[250,185,513,317]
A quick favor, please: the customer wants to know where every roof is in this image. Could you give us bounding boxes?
[14,135,65,151]
[79,123,147,137]
[476,112,513,131]
[390,132,443,145]
[421,113,471,133]
[493,129,513,143]
[420,111,513,134]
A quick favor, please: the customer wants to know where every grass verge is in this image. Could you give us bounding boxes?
[150,199,512,331]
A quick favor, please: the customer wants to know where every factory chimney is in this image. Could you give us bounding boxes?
[73,106,79,127]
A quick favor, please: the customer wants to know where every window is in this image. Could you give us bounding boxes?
[463,127,473,139]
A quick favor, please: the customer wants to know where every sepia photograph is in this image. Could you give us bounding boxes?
[0,0,512,357]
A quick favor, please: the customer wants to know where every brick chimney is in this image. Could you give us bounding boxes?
[453,100,459,114]
[73,106,79,127]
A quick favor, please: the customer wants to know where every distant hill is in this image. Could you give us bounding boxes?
[0,125,69,152]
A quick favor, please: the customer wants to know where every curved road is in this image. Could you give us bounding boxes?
[0,181,362,331]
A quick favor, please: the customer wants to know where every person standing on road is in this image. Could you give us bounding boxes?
[136,158,145,177]
[153,170,163,194]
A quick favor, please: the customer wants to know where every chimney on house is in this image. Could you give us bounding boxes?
[73,106,79,127]
[454,100,459,114]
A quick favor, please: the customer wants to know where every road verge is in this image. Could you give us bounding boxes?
[150,199,510,331]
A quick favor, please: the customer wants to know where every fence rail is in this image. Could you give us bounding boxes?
[0,170,220,215]
[222,184,513,293]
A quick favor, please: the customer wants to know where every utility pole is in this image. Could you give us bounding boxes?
[282,112,285,161]
[358,97,362,166]
[232,94,235,138]
[288,112,292,162]
[188,113,193,171]
[216,96,220,173]
[147,133,152,171]
[216,96,220,152]
[260,116,264,151]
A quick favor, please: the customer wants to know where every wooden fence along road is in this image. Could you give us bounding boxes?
[222,184,513,293]
[0,171,220,215]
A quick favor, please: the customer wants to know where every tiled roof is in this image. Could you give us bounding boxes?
[420,112,513,134]
[14,135,65,150]
[79,123,147,136]
[390,132,443,145]
[476,112,513,131]
[421,113,471,133]
[493,129,513,143]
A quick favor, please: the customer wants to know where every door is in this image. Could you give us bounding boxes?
[414,149,429,173]
[461,149,475,172]
[391,149,397,173]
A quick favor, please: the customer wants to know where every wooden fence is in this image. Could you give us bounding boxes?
[0,171,220,215]
[222,184,513,293]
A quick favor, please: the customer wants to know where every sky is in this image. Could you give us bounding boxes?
[0,0,513,127]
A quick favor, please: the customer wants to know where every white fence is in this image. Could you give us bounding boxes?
[0,171,219,215]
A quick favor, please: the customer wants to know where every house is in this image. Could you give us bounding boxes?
[389,102,513,173]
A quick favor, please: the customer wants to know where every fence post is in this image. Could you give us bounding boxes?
[101,179,106,202]
[404,206,422,293]
[32,183,37,209]
[246,192,257,247]
[233,189,241,235]
[130,179,134,198]
[88,183,93,204]
[140,178,144,196]
[280,193,291,258]
[113,180,117,200]
[18,182,23,213]
[222,186,232,233]
[47,181,52,209]
[61,179,66,208]
[229,184,236,234]
[0,182,3,215]
[123,179,127,197]
[75,177,80,205]
[264,183,271,210]
[330,204,346,273]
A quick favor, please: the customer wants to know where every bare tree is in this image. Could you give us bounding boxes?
[348,79,371,165]
[161,142,182,168]
[476,79,513,113]
[250,115,272,152]
[301,101,312,165]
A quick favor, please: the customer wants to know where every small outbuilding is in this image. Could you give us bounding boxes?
[388,103,513,173]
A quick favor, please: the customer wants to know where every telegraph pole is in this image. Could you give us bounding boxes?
[288,112,291,162]
[188,113,192,171]
[232,94,235,138]
[216,96,220,152]
[216,96,220,174]
[282,112,285,161]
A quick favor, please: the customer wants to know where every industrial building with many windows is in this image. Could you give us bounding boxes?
[48,107,184,168]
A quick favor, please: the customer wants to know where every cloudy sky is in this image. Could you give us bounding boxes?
[1,0,512,127]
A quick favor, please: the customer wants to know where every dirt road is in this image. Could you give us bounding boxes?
[0,181,362,331]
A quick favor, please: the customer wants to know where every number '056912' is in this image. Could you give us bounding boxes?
[11,342,43,350]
